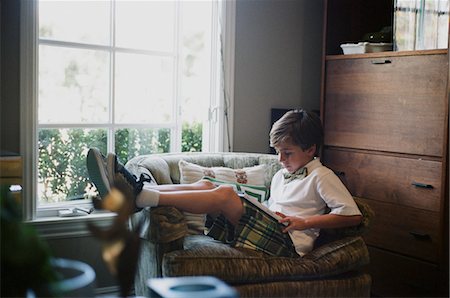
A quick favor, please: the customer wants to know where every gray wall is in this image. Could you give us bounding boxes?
[233,0,324,153]
[1,0,21,155]
[0,0,324,291]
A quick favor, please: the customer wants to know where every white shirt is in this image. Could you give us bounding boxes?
[267,158,361,256]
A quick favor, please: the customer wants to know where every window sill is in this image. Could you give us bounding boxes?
[27,211,117,240]
[29,210,115,223]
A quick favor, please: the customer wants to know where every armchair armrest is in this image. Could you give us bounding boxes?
[130,206,188,278]
[304,236,370,276]
[314,197,374,248]
[149,206,188,243]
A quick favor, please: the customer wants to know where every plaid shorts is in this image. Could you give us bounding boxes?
[205,196,298,257]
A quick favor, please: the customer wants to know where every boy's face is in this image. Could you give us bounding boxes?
[274,140,316,173]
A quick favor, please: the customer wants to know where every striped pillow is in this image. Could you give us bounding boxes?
[202,176,269,204]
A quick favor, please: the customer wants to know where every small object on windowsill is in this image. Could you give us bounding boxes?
[340,42,393,55]
[58,207,93,217]
[74,206,94,214]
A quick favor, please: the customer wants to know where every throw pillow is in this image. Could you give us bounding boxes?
[202,176,269,203]
[178,160,268,235]
[179,160,266,185]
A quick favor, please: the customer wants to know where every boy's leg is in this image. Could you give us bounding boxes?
[87,148,216,196]
[154,185,244,225]
[87,148,244,223]
[145,179,217,192]
[87,148,156,210]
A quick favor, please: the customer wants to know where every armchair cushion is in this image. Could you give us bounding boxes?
[162,235,369,284]
[158,198,372,284]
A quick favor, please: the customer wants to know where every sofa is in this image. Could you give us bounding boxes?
[125,152,373,297]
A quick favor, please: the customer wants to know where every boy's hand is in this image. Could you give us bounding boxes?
[275,212,308,233]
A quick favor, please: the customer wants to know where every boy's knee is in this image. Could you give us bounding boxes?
[214,185,243,224]
[196,179,216,190]
[216,184,235,196]
[214,185,240,204]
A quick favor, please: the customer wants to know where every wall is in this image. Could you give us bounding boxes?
[0,0,324,292]
[233,0,324,153]
[0,0,21,155]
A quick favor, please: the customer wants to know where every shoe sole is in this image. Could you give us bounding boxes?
[86,148,110,199]
[106,153,116,186]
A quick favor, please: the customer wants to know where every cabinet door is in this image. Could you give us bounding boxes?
[322,149,442,212]
[363,198,440,263]
[367,247,439,297]
[323,53,448,157]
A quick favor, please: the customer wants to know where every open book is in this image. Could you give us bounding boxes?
[239,192,288,226]
[202,176,287,226]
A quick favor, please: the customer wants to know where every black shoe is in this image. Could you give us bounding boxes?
[87,148,152,212]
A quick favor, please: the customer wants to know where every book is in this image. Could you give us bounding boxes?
[202,176,287,226]
[239,192,288,226]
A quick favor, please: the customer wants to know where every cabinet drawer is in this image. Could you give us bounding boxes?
[322,148,442,212]
[324,53,448,157]
[363,198,440,262]
[367,246,439,297]
[0,157,22,178]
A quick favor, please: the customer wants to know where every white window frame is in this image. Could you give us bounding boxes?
[20,0,235,221]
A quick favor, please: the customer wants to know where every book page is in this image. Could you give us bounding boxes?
[241,193,288,226]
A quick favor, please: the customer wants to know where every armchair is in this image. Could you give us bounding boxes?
[126,152,373,297]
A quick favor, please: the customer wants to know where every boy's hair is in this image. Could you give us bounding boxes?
[269,109,324,156]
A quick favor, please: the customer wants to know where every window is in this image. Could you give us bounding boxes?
[20,0,235,219]
[394,0,449,51]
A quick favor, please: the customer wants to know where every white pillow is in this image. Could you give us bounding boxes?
[179,160,266,185]
[178,160,267,235]
[202,176,269,203]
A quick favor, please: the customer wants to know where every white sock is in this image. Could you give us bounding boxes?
[136,188,160,208]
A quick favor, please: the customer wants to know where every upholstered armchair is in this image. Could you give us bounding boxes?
[126,152,373,297]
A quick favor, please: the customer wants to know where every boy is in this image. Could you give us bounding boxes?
[87,109,362,257]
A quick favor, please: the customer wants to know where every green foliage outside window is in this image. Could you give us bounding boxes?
[115,128,170,164]
[38,122,202,203]
[182,121,202,152]
[38,129,107,203]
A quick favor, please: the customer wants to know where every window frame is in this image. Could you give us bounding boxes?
[20,0,236,221]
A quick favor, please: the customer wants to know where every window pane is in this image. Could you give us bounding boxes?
[181,121,202,152]
[39,0,110,45]
[115,1,175,52]
[421,0,439,49]
[394,0,417,51]
[115,53,174,124]
[437,0,449,48]
[179,1,212,125]
[39,45,110,124]
[115,128,170,164]
[38,128,107,204]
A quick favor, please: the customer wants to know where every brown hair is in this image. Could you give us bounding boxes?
[269,109,323,156]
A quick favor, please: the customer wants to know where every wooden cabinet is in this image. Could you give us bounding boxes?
[321,1,449,296]
[324,53,447,157]
[0,156,23,203]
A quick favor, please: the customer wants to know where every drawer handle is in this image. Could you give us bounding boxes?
[409,231,431,241]
[371,59,391,64]
[411,181,434,189]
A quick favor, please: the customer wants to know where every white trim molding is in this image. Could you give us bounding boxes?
[30,213,116,240]
[20,0,38,221]
[219,0,236,152]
